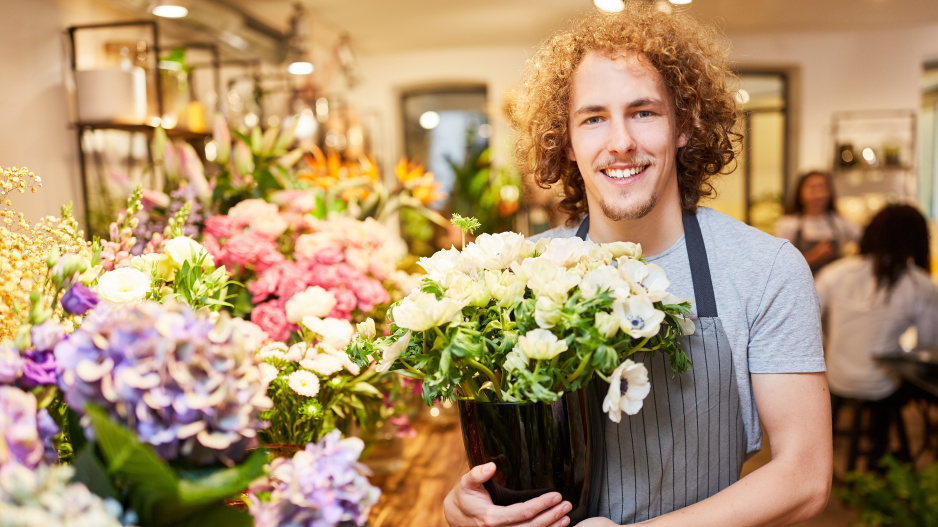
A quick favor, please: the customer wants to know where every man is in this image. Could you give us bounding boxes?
[444,4,832,527]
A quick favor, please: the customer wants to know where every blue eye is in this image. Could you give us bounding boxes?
[636,111,654,118]
[583,116,602,125]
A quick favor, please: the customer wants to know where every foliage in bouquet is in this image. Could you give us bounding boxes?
[836,455,938,526]
[247,430,380,527]
[254,315,389,447]
[349,230,695,421]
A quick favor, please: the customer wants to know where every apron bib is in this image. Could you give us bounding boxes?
[575,212,747,523]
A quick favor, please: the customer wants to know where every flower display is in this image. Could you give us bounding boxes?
[0,463,127,527]
[349,229,694,420]
[0,386,46,468]
[53,300,272,465]
[247,430,381,527]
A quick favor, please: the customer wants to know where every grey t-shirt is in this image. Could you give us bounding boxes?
[531,206,825,453]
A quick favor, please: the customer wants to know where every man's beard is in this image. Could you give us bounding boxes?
[598,189,658,221]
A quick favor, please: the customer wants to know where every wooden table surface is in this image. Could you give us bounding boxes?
[368,413,468,527]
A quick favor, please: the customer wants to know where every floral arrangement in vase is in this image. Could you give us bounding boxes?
[349,218,695,421]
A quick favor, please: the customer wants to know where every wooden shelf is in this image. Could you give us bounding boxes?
[73,121,209,140]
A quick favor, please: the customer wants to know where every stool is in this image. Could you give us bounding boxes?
[831,393,912,472]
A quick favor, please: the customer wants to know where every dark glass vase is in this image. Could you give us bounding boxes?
[457,387,603,525]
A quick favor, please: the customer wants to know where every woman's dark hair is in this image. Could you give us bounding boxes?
[786,171,837,215]
[859,204,930,292]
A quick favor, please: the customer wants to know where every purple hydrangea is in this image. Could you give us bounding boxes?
[246,431,381,527]
[37,408,60,465]
[0,386,45,469]
[61,283,99,316]
[0,345,23,384]
[53,300,273,466]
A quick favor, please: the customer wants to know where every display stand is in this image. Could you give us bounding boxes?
[830,109,917,226]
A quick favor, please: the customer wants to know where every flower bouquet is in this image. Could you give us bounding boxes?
[348,222,694,521]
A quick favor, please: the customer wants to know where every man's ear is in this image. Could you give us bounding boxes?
[677,130,689,149]
[566,145,577,162]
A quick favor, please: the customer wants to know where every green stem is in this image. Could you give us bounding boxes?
[566,350,593,383]
[467,359,501,401]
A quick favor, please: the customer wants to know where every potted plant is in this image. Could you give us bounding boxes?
[348,216,694,523]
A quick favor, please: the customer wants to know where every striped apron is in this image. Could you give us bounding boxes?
[576,212,747,523]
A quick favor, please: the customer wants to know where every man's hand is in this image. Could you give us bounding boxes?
[443,462,572,527]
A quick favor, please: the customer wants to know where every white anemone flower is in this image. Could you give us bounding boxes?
[613,295,666,339]
[579,266,625,299]
[617,257,648,285]
[504,348,530,372]
[641,263,671,302]
[534,296,563,329]
[392,291,467,332]
[603,241,642,260]
[602,359,651,422]
[376,331,412,373]
[163,236,213,268]
[461,232,526,271]
[416,247,463,281]
[518,258,581,303]
[595,311,621,339]
[483,269,526,308]
[678,315,696,336]
[356,318,377,340]
[540,237,592,268]
[96,267,151,304]
[516,328,568,361]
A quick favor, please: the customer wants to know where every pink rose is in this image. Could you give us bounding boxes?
[251,301,293,342]
[313,245,346,266]
[254,249,286,274]
[228,199,279,228]
[354,278,391,313]
[203,215,238,240]
[276,262,310,300]
[306,263,343,290]
[249,262,284,303]
[294,232,338,260]
[225,232,277,267]
[201,233,223,261]
[249,213,289,239]
[332,288,358,312]
[326,306,353,321]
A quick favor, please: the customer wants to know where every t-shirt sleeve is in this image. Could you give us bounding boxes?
[747,241,826,373]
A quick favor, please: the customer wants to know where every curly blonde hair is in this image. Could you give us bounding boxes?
[507,3,741,223]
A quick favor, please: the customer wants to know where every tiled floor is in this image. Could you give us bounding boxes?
[740,400,938,527]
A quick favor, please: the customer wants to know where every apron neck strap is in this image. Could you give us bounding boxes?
[575,213,718,318]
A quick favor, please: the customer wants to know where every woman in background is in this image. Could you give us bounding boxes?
[776,171,861,274]
[816,205,938,461]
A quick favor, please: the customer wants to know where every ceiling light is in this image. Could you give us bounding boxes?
[151,1,188,18]
[288,61,314,75]
[419,111,440,130]
[594,0,625,13]
[669,0,693,5]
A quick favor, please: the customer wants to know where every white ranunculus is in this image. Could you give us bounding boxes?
[163,236,213,268]
[540,237,592,268]
[534,296,563,329]
[285,286,337,323]
[301,316,356,349]
[376,330,411,372]
[595,311,621,339]
[356,318,377,340]
[579,266,625,299]
[603,241,642,260]
[130,253,175,282]
[518,258,581,303]
[641,263,671,302]
[392,291,467,332]
[96,267,151,304]
[516,328,568,361]
[417,247,463,281]
[613,295,666,339]
[461,232,526,271]
[602,359,651,422]
[678,315,696,336]
[483,270,526,308]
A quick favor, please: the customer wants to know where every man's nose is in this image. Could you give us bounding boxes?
[607,119,636,154]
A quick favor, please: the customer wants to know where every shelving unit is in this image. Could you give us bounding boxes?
[830,109,917,226]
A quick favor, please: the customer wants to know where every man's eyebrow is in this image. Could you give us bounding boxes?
[571,98,666,117]
[571,105,607,117]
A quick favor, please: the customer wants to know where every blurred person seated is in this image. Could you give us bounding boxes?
[776,171,861,274]
[816,204,938,462]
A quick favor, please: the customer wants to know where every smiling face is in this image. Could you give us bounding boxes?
[566,51,687,222]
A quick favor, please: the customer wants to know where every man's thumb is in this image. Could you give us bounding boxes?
[467,462,497,486]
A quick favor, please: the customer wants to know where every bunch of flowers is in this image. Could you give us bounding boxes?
[0,462,129,526]
[256,312,387,446]
[349,228,694,421]
[0,385,59,468]
[53,300,272,466]
[202,199,417,340]
[247,430,381,527]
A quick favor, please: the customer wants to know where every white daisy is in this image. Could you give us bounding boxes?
[287,370,320,397]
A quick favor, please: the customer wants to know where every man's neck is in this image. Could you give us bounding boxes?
[586,197,686,256]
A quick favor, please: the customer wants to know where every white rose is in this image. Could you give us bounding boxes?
[376,331,411,372]
[164,236,213,268]
[392,291,467,332]
[461,232,526,271]
[131,253,175,282]
[516,328,568,361]
[96,267,151,304]
[602,359,651,422]
[301,316,356,349]
[534,296,563,329]
[613,294,666,339]
[285,286,337,323]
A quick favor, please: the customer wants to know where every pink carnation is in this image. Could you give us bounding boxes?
[254,249,286,274]
[203,214,238,240]
[313,245,346,266]
[305,263,343,290]
[250,262,283,303]
[333,288,358,313]
[251,300,293,342]
[355,278,391,313]
[228,199,279,228]
[294,232,338,261]
[275,261,310,300]
[225,232,278,268]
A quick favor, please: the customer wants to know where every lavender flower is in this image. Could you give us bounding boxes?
[20,349,56,388]
[0,462,125,526]
[0,345,23,384]
[0,386,44,469]
[54,300,273,466]
[247,431,381,527]
[61,283,99,316]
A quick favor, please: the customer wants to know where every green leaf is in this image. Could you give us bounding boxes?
[154,500,254,527]
[348,382,383,398]
[175,449,267,506]
[71,443,117,500]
